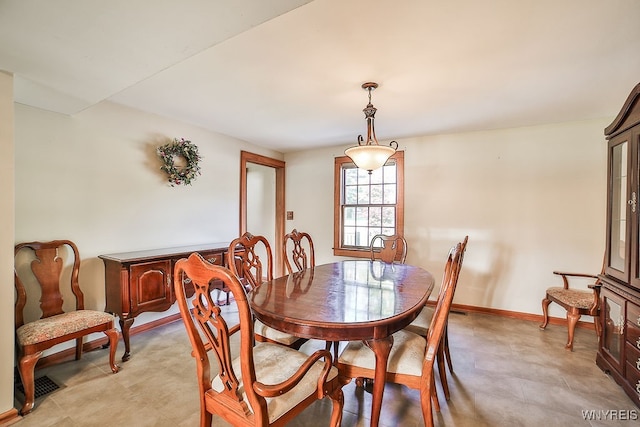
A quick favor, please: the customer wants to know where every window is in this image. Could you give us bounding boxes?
[334,151,404,257]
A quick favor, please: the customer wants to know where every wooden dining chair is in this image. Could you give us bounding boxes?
[228,232,306,349]
[404,236,468,401]
[539,270,602,351]
[174,253,345,427]
[369,234,408,264]
[14,240,119,415]
[283,229,315,274]
[336,240,465,427]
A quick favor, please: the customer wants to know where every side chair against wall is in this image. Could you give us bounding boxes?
[14,240,119,415]
[174,253,345,427]
[369,234,408,264]
[405,236,468,401]
[336,240,465,427]
[539,270,602,351]
[228,232,306,349]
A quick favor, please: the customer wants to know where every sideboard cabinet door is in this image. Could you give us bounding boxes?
[130,260,173,315]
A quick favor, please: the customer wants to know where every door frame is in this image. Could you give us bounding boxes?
[240,151,286,277]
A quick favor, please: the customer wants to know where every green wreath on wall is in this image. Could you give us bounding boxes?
[156,138,202,186]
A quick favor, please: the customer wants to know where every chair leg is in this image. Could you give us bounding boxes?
[436,343,450,400]
[75,337,83,360]
[104,328,120,373]
[18,351,43,415]
[443,324,453,373]
[565,308,581,351]
[539,296,552,330]
[593,313,602,343]
[430,372,440,412]
[421,373,436,427]
[328,387,344,427]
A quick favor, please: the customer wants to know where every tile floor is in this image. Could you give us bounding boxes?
[12,307,637,427]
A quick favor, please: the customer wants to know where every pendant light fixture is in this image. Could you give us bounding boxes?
[344,82,398,174]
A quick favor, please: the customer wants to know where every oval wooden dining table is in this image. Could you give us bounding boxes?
[250,259,435,427]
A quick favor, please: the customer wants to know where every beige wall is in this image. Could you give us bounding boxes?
[0,72,15,416]
[284,118,609,319]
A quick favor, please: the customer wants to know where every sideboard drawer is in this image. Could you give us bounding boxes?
[199,251,225,266]
[628,302,640,328]
[626,357,640,405]
[628,322,640,352]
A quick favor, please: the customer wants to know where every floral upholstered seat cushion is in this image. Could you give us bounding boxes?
[16,310,114,347]
[546,287,595,310]
[211,341,338,424]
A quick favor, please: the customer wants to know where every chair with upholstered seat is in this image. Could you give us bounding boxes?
[369,234,407,264]
[228,232,306,349]
[405,236,468,400]
[540,271,602,351]
[174,252,345,427]
[14,240,119,415]
[336,240,465,427]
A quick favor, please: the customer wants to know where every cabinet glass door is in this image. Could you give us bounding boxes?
[606,138,629,281]
[631,131,640,291]
[601,289,624,370]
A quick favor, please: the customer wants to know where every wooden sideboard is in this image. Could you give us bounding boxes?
[99,242,230,361]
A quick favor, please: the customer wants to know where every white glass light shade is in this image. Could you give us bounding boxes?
[345,144,395,173]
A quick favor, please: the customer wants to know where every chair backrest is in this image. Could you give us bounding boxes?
[14,240,84,329]
[174,253,264,423]
[423,237,467,369]
[283,229,315,273]
[369,234,407,264]
[228,232,273,289]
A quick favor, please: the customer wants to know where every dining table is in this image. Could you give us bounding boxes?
[249,259,435,427]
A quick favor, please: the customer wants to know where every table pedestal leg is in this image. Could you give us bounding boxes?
[365,336,393,427]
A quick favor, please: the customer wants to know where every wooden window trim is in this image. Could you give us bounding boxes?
[333,151,404,258]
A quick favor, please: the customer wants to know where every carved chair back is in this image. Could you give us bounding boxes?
[228,232,273,290]
[14,240,85,328]
[369,234,408,264]
[283,229,315,273]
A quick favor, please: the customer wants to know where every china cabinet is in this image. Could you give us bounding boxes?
[597,82,640,406]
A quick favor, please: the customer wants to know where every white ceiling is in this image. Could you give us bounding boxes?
[2,0,640,152]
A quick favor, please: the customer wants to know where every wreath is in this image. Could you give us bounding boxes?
[157,138,202,186]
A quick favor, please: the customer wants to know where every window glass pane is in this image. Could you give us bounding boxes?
[383,184,396,204]
[382,227,395,236]
[370,184,383,204]
[370,206,382,226]
[345,185,358,204]
[370,167,383,184]
[345,167,359,185]
[344,206,356,226]
[357,185,370,204]
[356,207,369,226]
[383,163,396,183]
[382,207,395,226]
[358,168,370,182]
[355,227,369,246]
[343,226,356,246]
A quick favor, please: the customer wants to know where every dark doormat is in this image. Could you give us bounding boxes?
[14,368,61,399]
